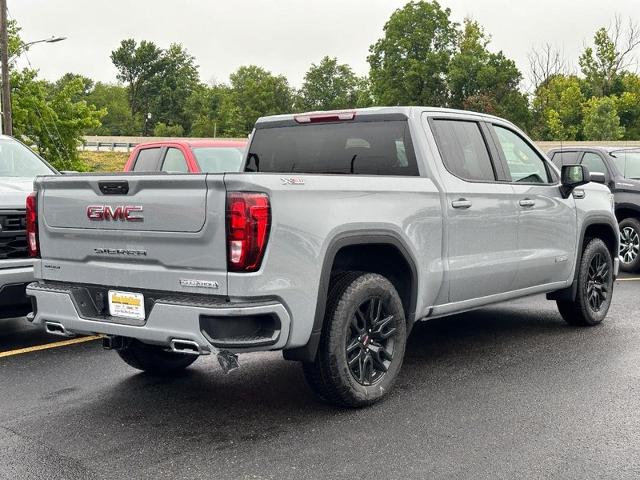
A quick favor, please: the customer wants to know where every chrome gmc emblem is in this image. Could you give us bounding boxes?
[87,205,143,222]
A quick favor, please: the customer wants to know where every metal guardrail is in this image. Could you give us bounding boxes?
[80,141,139,152]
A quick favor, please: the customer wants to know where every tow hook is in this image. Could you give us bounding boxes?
[217,350,239,374]
[102,335,130,351]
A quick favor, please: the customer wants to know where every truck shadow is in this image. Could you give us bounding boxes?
[24,300,613,471]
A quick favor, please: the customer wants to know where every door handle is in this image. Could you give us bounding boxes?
[451,198,472,209]
[519,198,535,208]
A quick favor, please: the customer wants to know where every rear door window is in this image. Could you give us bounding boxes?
[133,148,162,172]
[431,119,496,182]
[246,120,418,176]
[162,148,189,173]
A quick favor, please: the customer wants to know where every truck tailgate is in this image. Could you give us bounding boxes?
[36,174,228,295]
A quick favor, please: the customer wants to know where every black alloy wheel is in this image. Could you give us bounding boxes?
[586,252,610,312]
[346,296,397,386]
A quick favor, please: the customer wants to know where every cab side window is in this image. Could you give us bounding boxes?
[431,119,496,182]
[550,151,579,168]
[133,147,162,172]
[581,152,608,175]
[493,126,551,184]
[162,148,189,173]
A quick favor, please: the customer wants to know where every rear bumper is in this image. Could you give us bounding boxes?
[0,264,34,318]
[26,281,291,354]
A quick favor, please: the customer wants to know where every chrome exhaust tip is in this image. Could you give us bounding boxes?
[44,321,75,338]
[169,339,203,356]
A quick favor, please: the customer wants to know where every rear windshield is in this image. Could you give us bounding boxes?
[245,120,419,176]
[192,147,244,173]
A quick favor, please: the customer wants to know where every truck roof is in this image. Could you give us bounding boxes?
[548,146,640,154]
[255,106,510,127]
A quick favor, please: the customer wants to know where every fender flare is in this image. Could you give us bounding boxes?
[283,230,419,362]
[547,215,619,301]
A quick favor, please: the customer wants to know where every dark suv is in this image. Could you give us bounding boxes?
[549,147,640,272]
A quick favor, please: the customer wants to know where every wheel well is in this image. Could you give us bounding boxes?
[615,208,640,223]
[584,223,617,258]
[330,243,416,323]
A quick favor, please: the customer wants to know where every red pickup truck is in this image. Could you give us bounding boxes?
[123,139,247,173]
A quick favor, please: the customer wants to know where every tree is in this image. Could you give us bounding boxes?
[579,17,640,97]
[7,19,25,65]
[153,122,184,137]
[110,39,164,122]
[296,56,365,111]
[11,69,104,170]
[148,43,200,131]
[616,73,640,139]
[448,19,530,128]
[85,83,137,135]
[531,75,585,140]
[223,65,293,135]
[528,43,568,91]
[184,83,229,137]
[582,96,624,140]
[368,1,458,106]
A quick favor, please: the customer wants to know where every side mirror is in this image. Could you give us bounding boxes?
[59,170,78,175]
[589,171,606,184]
[560,164,590,198]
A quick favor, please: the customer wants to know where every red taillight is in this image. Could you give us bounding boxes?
[226,192,270,272]
[294,111,356,123]
[26,192,39,258]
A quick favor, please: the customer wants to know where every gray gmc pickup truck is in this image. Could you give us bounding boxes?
[26,107,618,407]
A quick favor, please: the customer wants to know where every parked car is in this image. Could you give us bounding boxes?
[26,107,618,407]
[549,146,640,272]
[0,135,56,319]
[123,139,247,173]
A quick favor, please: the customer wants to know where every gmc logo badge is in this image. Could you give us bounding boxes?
[87,205,144,222]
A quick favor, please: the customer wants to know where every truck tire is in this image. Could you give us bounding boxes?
[302,272,407,408]
[117,339,198,374]
[556,238,614,326]
[619,218,640,273]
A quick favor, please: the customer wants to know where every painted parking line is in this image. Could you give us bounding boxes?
[617,277,640,282]
[0,335,102,359]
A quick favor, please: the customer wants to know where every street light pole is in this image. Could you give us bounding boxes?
[0,0,12,136]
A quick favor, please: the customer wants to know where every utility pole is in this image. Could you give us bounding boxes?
[0,0,12,136]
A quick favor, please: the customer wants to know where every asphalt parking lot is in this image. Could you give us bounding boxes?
[1,275,640,480]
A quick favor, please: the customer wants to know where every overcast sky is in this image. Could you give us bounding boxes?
[9,0,640,89]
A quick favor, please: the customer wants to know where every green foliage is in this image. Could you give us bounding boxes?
[223,65,293,134]
[85,83,136,135]
[184,83,228,137]
[448,19,529,128]
[616,73,640,139]
[11,70,104,170]
[110,39,164,125]
[153,122,184,137]
[582,96,624,141]
[532,75,585,140]
[368,1,458,106]
[579,28,623,97]
[296,56,368,111]
[149,43,199,130]
[7,19,25,66]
